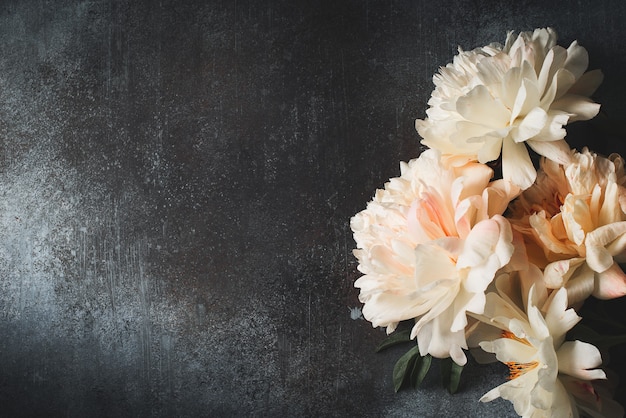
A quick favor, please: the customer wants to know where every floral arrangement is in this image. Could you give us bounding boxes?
[351,28,626,417]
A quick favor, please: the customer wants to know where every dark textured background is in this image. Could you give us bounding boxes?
[1,1,626,417]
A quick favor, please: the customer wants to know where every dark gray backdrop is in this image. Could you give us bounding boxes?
[1,1,625,417]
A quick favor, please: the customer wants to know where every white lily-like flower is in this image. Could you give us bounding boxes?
[416,28,603,190]
[509,148,626,305]
[473,277,619,417]
[351,149,519,365]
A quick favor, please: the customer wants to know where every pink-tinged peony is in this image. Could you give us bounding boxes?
[509,148,626,305]
[351,149,519,365]
[471,276,621,417]
[416,28,603,190]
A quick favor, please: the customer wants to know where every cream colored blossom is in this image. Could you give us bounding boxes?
[473,278,616,417]
[416,28,603,190]
[509,148,626,305]
[351,149,519,365]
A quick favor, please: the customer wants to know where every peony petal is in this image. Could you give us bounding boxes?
[477,53,509,87]
[529,211,576,255]
[592,262,626,300]
[599,181,623,226]
[467,321,505,351]
[477,137,504,163]
[543,258,585,288]
[368,245,414,276]
[451,289,479,331]
[551,94,601,122]
[607,230,626,258]
[557,340,606,381]
[472,290,528,331]
[520,53,539,83]
[563,194,594,246]
[498,371,538,416]
[431,236,464,258]
[501,66,523,112]
[552,67,577,100]
[511,107,548,143]
[410,192,456,241]
[480,385,503,403]
[489,179,522,210]
[414,242,458,288]
[543,287,581,343]
[512,75,541,123]
[547,379,577,417]
[565,263,596,306]
[586,245,613,273]
[524,266,549,308]
[410,281,458,340]
[526,139,572,166]
[537,46,566,98]
[453,197,478,239]
[501,229,529,272]
[532,110,569,142]
[495,265,546,314]
[454,161,495,201]
[456,85,510,128]
[585,223,626,272]
[360,290,435,329]
[451,121,499,147]
[590,183,602,227]
[502,137,537,190]
[527,297,550,340]
[568,69,603,96]
[586,222,626,249]
[458,216,514,293]
[536,337,558,392]
[457,219,500,270]
[479,338,537,363]
[560,375,610,418]
[563,40,588,80]
[414,304,468,365]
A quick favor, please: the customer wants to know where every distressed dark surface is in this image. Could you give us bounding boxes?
[1,1,626,417]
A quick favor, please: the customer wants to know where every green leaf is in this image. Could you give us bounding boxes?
[410,354,431,388]
[440,357,464,394]
[392,345,420,392]
[375,329,412,353]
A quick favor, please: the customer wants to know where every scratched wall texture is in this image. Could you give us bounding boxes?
[1,1,626,417]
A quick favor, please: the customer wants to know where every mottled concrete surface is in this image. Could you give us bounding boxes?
[1,1,626,417]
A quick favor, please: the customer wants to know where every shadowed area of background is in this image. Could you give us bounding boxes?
[0,1,625,416]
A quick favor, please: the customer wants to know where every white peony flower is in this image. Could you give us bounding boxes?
[351,149,519,365]
[416,28,603,190]
[509,148,626,305]
[474,280,616,417]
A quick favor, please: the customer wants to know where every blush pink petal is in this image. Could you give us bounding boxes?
[351,149,518,364]
[592,262,626,300]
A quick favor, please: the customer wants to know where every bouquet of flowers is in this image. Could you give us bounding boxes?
[351,28,626,417]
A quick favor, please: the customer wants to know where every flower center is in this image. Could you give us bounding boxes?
[501,330,531,345]
[419,192,456,238]
[501,330,538,380]
[504,360,539,380]
[528,191,564,217]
